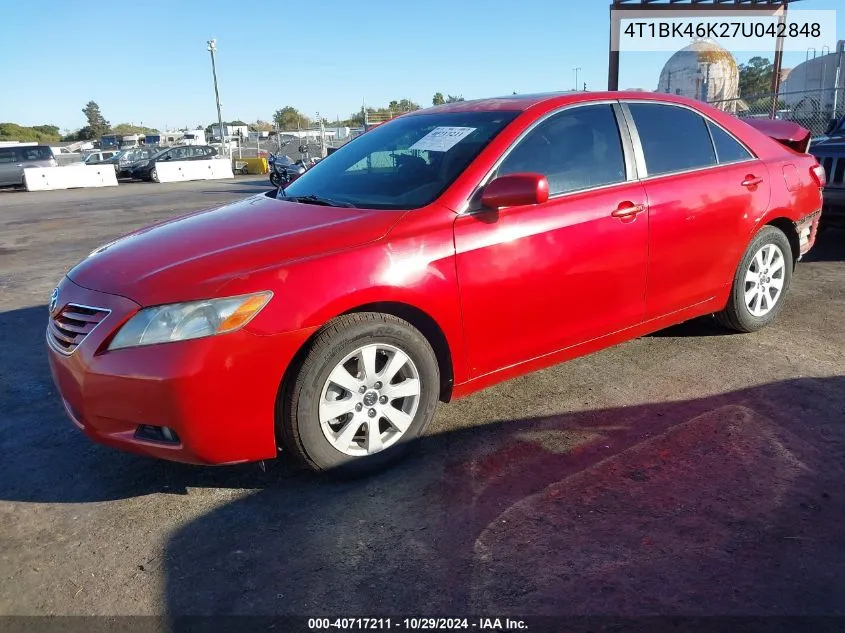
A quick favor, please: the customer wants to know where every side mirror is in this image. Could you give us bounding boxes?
[481,173,549,210]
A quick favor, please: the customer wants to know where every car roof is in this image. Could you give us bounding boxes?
[407,90,712,115]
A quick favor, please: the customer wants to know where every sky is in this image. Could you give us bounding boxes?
[0,0,842,132]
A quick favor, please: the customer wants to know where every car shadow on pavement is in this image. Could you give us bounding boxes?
[2,302,844,617]
[3,307,843,618]
[159,375,845,619]
[225,177,273,187]
[199,187,276,196]
[645,315,731,338]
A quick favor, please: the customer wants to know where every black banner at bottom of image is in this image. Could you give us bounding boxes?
[2,616,845,633]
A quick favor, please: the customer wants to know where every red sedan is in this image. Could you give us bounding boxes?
[46,92,825,472]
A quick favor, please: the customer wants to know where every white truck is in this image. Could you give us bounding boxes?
[118,134,145,149]
[180,131,207,146]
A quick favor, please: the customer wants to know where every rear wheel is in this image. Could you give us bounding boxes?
[150,167,159,183]
[279,313,440,474]
[269,171,283,187]
[716,225,793,332]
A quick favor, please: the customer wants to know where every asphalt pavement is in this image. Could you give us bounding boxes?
[0,178,843,624]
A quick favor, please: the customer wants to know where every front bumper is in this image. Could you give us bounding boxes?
[128,164,152,180]
[46,277,315,465]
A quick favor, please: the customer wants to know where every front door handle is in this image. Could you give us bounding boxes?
[741,175,764,188]
[611,202,645,220]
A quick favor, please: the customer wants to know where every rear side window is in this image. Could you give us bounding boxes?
[497,104,627,195]
[708,122,753,164]
[20,146,54,161]
[0,149,15,163]
[628,103,716,176]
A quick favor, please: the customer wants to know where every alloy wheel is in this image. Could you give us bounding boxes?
[318,343,421,456]
[744,243,785,317]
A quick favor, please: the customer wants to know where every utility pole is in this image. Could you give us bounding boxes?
[316,111,326,158]
[573,67,582,91]
[206,38,226,157]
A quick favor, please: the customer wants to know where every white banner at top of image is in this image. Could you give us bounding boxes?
[612,9,837,53]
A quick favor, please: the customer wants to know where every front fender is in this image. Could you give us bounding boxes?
[230,228,469,385]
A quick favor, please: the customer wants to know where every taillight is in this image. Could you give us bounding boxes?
[810,163,826,188]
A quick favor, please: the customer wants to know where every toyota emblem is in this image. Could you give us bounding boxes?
[49,287,59,315]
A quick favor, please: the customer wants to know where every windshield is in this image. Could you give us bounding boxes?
[280,110,520,210]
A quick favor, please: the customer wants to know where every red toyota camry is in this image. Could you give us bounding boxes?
[46,91,824,472]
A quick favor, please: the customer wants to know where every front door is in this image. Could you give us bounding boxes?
[454,103,649,378]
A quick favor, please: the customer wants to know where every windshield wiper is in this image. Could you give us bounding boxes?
[281,194,357,208]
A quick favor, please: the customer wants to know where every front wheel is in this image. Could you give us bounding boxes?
[279,313,440,474]
[150,167,159,183]
[716,225,793,332]
[269,171,283,188]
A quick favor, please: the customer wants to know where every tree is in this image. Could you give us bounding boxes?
[388,99,420,112]
[445,94,465,103]
[739,57,774,100]
[81,101,110,140]
[31,124,60,137]
[0,123,61,143]
[112,123,159,135]
[432,92,445,106]
[250,120,274,132]
[273,106,310,130]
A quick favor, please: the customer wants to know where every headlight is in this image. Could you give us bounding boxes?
[108,292,272,350]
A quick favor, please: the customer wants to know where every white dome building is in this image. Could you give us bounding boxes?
[656,40,740,109]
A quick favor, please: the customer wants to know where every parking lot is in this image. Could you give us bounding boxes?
[1,179,844,619]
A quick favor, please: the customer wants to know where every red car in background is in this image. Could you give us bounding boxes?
[46,91,824,473]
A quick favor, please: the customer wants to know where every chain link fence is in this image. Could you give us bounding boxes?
[229,128,355,164]
[709,87,845,138]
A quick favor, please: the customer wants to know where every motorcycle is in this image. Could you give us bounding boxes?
[268,152,308,189]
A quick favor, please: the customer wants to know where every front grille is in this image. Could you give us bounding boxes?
[48,304,110,355]
[820,156,845,187]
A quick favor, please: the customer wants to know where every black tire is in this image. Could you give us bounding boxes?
[278,313,440,475]
[269,171,283,188]
[716,225,793,333]
[150,167,159,183]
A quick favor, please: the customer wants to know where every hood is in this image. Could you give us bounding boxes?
[68,194,403,306]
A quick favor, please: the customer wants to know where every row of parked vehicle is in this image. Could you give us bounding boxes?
[84,145,220,181]
[0,143,224,188]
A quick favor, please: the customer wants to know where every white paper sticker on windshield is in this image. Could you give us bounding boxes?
[409,127,476,152]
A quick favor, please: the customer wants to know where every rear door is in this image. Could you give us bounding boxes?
[623,101,770,319]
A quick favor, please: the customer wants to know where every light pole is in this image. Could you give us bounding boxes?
[207,39,226,157]
[573,67,582,91]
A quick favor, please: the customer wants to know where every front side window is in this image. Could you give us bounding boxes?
[496,104,627,195]
[0,149,15,164]
[628,103,716,176]
[708,122,753,164]
[281,110,520,209]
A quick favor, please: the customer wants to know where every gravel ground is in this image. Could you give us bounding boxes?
[0,179,843,627]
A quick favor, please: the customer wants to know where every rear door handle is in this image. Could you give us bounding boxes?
[741,175,764,187]
[611,202,646,219]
